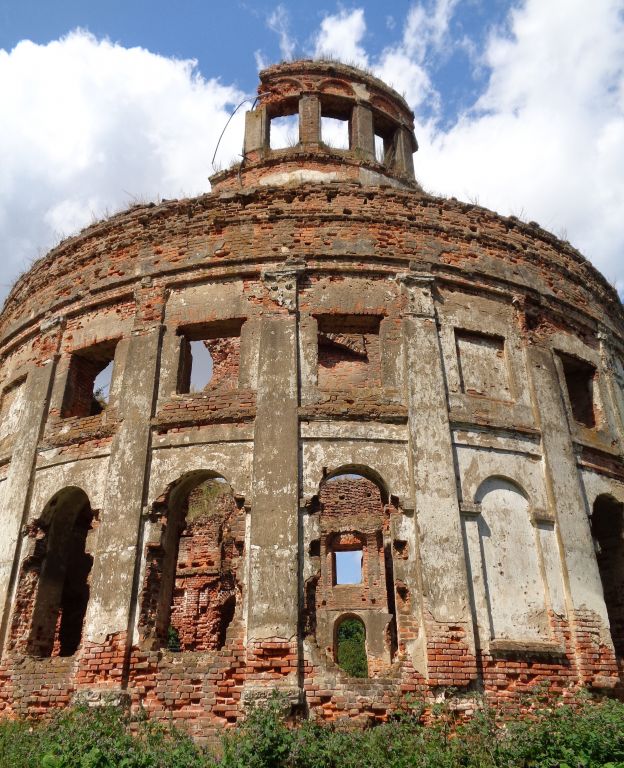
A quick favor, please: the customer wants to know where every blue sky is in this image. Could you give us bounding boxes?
[0,0,622,300]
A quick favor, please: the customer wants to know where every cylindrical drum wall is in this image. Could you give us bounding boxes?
[0,65,623,737]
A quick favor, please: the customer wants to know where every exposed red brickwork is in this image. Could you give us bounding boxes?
[307,477,399,677]
[169,484,244,652]
[423,614,477,688]
[154,389,256,430]
[9,497,95,659]
[138,480,245,653]
[317,316,382,390]
[1,183,621,351]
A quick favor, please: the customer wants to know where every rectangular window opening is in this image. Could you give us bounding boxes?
[559,352,597,428]
[269,113,299,150]
[374,134,385,163]
[177,320,243,395]
[321,115,350,149]
[316,314,382,390]
[334,549,363,585]
[373,114,396,167]
[61,340,118,419]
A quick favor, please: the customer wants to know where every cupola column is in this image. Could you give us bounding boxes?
[351,102,375,159]
[244,106,269,155]
[395,127,416,178]
[299,93,321,145]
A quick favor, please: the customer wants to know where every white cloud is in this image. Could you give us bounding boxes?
[310,3,452,111]
[268,5,296,60]
[0,30,245,298]
[313,8,368,66]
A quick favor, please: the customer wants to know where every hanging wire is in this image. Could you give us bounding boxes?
[211,96,259,172]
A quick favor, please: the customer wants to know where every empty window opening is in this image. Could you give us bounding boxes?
[317,315,382,390]
[335,549,363,585]
[269,113,299,150]
[373,114,397,167]
[61,340,117,418]
[321,115,350,149]
[455,330,510,400]
[559,353,597,428]
[27,488,94,658]
[592,495,624,657]
[139,474,245,653]
[335,616,368,678]
[374,134,385,163]
[177,320,243,394]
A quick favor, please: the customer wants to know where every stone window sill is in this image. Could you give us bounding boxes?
[488,639,565,656]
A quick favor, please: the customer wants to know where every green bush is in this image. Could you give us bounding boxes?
[1,690,624,768]
[335,618,368,678]
[0,705,211,768]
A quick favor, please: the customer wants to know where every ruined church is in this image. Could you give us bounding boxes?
[0,60,623,737]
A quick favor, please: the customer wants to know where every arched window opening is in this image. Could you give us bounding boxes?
[309,468,400,674]
[335,616,368,678]
[26,488,94,658]
[140,473,245,653]
[592,495,624,657]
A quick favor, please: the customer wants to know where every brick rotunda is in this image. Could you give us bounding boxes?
[0,60,623,736]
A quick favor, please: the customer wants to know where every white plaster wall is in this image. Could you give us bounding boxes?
[580,469,624,513]
[30,457,110,519]
[148,441,254,503]
[301,430,410,502]
[477,478,548,642]
[456,440,565,646]
[0,381,26,441]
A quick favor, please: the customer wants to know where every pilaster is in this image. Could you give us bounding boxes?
[399,265,476,686]
[245,261,303,701]
[81,282,166,655]
[527,343,618,687]
[0,318,62,651]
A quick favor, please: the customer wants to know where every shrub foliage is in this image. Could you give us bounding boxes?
[1,691,624,767]
[336,618,368,678]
